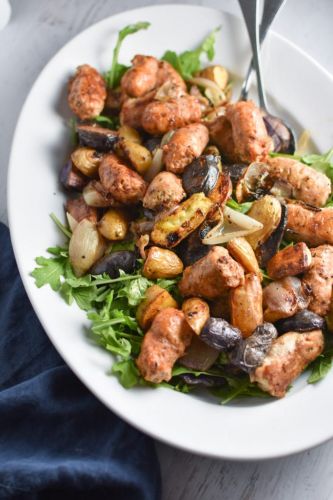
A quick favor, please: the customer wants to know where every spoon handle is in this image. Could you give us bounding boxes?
[239,0,286,103]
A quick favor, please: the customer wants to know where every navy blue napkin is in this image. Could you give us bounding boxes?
[0,223,161,500]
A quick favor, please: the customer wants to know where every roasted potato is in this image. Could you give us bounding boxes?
[227,237,261,280]
[91,251,137,278]
[230,273,263,338]
[179,335,219,371]
[97,209,128,241]
[267,242,312,280]
[136,285,178,330]
[151,193,213,248]
[182,298,210,335]
[274,310,325,335]
[143,246,183,279]
[182,155,220,196]
[71,147,103,177]
[246,196,282,250]
[69,219,105,277]
[77,124,118,152]
[118,125,141,144]
[116,138,152,175]
[200,317,242,351]
[199,65,229,90]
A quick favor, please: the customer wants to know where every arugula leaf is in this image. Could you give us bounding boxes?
[226,198,252,214]
[92,115,120,130]
[117,273,151,306]
[68,117,78,146]
[112,358,140,388]
[212,377,271,404]
[31,255,66,291]
[308,349,333,384]
[50,212,72,239]
[162,26,221,80]
[105,21,151,88]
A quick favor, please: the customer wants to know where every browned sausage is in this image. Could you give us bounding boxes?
[266,242,312,280]
[178,246,245,300]
[121,55,159,97]
[207,115,238,163]
[286,203,333,246]
[141,95,202,135]
[163,123,209,174]
[250,330,324,398]
[99,153,147,204]
[303,245,333,316]
[263,276,311,322]
[225,101,273,163]
[156,60,187,90]
[143,171,186,211]
[120,90,156,129]
[68,64,106,120]
[136,308,193,383]
[267,157,331,207]
[230,273,263,338]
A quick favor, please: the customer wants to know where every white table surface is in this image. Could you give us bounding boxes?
[1,1,333,498]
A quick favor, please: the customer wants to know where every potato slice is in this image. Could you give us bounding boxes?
[227,237,261,280]
[151,193,213,248]
[230,273,263,338]
[136,285,178,330]
[182,298,210,335]
[143,246,183,279]
[69,219,105,277]
[97,209,128,241]
[246,195,282,250]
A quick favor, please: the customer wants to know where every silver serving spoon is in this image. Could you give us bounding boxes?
[238,0,296,154]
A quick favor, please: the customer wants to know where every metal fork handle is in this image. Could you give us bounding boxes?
[239,0,286,103]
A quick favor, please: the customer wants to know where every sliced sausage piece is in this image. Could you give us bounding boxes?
[250,330,324,398]
[208,115,238,163]
[230,273,263,338]
[143,171,186,211]
[225,101,273,163]
[121,55,159,97]
[120,90,156,129]
[136,308,193,383]
[163,123,209,174]
[141,95,202,135]
[267,242,312,280]
[68,64,106,120]
[179,246,245,300]
[99,153,147,204]
[156,60,187,90]
[303,245,333,316]
[286,203,333,246]
[263,276,311,322]
[267,157,331,207]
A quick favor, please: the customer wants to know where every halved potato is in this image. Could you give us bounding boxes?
[230,273,263,338]
[118,125,141,144]
[151,193,213,248]
[143,246,183,279]
[69,219,106,276]
[97,208,128,241]
[116,138,152,175]
[136,285,178,330]
[227,237,261,280]
[246,195,282,249]
[199,65,229,90]
[267,242,312,280]
[182,298,210,335]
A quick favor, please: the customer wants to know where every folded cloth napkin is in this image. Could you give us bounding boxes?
[0,223,161,500]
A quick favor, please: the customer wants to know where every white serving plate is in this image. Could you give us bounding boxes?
[8,4,333,460]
